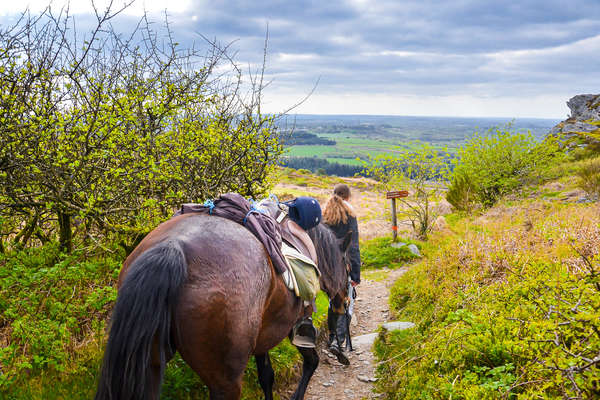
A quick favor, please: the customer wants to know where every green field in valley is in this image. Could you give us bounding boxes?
[284,133,433,165]
[281,115,558,166]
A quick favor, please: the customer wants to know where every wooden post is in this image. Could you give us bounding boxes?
[391,197,397,242]
[386,190,409,242]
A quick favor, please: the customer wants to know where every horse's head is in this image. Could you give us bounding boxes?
[307,224,351,313]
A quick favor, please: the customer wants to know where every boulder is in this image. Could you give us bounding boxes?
[407,244,422,257]
[381,321,416,331]
[433,215,448,231]
[550,94,600,137]
[561,188,588,203]
[390,242,422,257]
[435,199,453,215]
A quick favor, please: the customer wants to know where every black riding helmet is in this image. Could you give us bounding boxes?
[284,196,322,231]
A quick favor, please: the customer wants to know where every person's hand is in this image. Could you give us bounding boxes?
[351,280,359,287]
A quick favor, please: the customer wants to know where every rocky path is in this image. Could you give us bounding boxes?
[292,267,409,400]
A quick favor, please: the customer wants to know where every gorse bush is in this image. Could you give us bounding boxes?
[0,6,282,254]
[445,173,476,212]
[447,128,564,209]
[375,201,600,399]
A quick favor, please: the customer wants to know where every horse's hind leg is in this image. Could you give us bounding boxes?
[208,380,243,400]
[182,356,245,400]
[290,346,319,400]
[255,353,274,400]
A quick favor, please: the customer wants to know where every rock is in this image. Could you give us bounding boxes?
[550,94,600,138]
[322,382,332,387]
[381,321,416,331]
[357,375,377,382]
[566,94,600,121]
[391,241,421,257]
[407,244,422,257]
[561,188,587,203]
[435,199,453,215]
[352,333,378,347]
[433,215,448,231]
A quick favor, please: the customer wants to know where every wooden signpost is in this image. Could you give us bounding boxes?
[386,190,409,241]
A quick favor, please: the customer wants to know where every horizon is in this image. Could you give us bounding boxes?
[277,113,561,121]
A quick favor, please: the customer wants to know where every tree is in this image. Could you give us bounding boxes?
[364,143,451,240]
[0,5,283,252]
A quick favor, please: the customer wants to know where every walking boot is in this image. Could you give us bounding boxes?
[328,312,350,365]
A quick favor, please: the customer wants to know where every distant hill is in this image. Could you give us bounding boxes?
[278,114,559,169]
[278,114,559,143]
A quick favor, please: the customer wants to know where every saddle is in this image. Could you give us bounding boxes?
[256,199,318,266]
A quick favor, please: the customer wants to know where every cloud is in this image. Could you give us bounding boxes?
[1,0,598,117]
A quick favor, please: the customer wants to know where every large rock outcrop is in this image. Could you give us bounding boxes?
[550,94,600,138]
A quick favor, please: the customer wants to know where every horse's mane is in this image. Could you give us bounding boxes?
[307,223,347,298]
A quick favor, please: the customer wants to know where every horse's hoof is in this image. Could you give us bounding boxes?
[328,344,350,365]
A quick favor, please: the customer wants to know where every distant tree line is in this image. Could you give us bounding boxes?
[282,131,336,146]
[280,157,365,176]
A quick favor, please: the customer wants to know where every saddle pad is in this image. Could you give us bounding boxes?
[282,243,321,301]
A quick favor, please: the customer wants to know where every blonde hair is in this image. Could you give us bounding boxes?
[323,195,355,225]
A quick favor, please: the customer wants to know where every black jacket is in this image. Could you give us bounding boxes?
[327,214,361,284]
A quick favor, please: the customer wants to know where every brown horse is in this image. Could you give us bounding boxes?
[94,213,350,400]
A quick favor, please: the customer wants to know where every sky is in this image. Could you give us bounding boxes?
[1,0,599,118]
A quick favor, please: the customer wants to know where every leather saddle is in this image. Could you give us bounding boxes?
[257,200,318,266]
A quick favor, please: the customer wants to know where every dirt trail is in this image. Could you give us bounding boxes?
[286,267,408,400]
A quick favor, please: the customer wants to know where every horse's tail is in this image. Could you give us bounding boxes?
[95,240,187,400]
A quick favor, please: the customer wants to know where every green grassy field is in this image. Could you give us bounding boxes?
[285,131,451,165]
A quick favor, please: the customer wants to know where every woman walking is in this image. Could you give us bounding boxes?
[322,183,361,364]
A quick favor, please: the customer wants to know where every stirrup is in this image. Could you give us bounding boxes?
[292,318,318,348]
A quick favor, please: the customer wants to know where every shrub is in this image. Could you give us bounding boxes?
[445,172,477,212]
[364,142,451,240]
[0,243,122,394]
[576,157,600,198]
[448,128,564,208]
[0,6,282,253]
[375,201,600,399]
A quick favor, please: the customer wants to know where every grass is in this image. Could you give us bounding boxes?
[362,269,391,282]
[325,157,364,166]
[360,236,421,270]
[374,185,600,399]
[284,132,450,165]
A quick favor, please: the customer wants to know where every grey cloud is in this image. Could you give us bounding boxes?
[3,0,596,115]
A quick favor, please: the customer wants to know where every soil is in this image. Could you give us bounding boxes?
[282,267,408,400]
